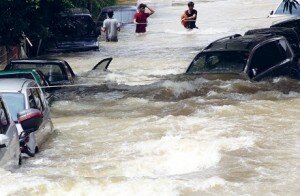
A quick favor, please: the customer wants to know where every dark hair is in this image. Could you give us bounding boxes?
[138,3,146,9]
[188,1,194,7]
[107,10,114,18]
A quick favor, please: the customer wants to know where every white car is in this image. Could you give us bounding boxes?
[270,0,300,18]
[0,79,53,157]
[0,95,20,168]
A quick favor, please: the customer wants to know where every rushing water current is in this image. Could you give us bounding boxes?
[1,0,299,195]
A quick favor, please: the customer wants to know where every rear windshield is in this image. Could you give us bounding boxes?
[99,9,136,24]
[187,51,248,74]
[275,1,300,15]
[52,15,96,38]
[10,63,67,84]
[2,93,25,121]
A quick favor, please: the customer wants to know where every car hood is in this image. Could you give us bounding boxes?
[46,37,99,52]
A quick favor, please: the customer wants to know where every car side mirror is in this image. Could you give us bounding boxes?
[270,10,274,15]
[252,68,257,76]
[0,134,9,148]
[17,109,43,133]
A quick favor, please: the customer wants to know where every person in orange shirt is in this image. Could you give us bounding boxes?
[181,2,198,29]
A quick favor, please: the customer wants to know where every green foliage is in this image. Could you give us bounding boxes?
[283,0,300,13]
[0,0,116,46]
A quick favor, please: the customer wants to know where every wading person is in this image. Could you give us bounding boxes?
[181,1,198,29]
[102,10,120,42]
[133,3,155,34]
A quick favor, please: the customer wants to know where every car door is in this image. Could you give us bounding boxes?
[248,39,293,81]
[0,97,20,167]
[27,85,53,147]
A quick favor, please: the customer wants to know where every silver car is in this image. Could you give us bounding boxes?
[0,95,20,168]
[0,79,53,157]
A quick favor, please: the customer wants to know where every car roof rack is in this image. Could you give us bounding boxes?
[204,34,242,50]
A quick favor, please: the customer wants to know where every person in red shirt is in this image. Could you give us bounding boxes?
[133,3,155,34]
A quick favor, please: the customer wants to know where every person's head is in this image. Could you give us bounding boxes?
[138,3,146,13]
[188,1,194,10]
[107,10,114,18]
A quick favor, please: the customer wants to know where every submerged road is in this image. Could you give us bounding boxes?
[1,0,299,195]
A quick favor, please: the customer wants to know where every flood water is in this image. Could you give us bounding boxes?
[1,0,299,195]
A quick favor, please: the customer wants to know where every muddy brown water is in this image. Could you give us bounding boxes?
[0,0,299,195]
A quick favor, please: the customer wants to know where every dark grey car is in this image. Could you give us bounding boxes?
[186,34,300,81]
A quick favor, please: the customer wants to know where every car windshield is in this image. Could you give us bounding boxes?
[275,1,300,15]
[187,51,248,74]
[52,15,96,38]
[1,93,25,121]
[99,9,136,24]
[10,63,67,84]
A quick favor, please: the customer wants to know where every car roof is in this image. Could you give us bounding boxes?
[100,5,137,12]
[271,16,300,27]
[9,59,66,65]
[60,8,91,17]
[0,78,35,93]
[204,34,283,52]
[0,69,38,75]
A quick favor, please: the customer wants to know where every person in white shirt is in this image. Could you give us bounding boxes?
[101,10,120,42]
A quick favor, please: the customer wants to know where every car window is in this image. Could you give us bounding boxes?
[249,41,285,76]
[1,93,25,122]
[121,10,136,24]
[11,63,68,83]
[187,51,248,74]
[278,39,293,59]
[28,88,44,111]
[0,100,9,134]
[275,2,300,15]
[52,15,96,38]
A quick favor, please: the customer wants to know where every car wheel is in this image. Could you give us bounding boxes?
[35,146,39,154]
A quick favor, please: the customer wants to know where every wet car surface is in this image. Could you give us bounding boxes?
[186,34,300,81]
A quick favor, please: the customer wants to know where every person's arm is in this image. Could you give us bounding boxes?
[146,5,155,15]
[102,20,107,32]
[117,22,121,31]
[187,11,197,20]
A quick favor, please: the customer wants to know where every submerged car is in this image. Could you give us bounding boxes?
[0,95,20,168]
[5,59,76,87]
[186,34,300,81]
[0,79,53,157]
[97,5,137,27]
[45,8,100,52]
[5,58,113,87]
